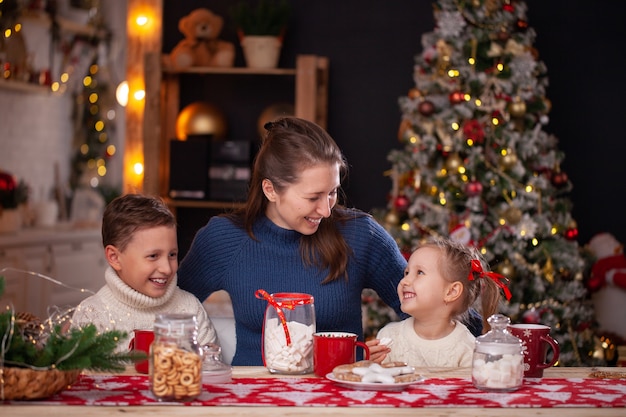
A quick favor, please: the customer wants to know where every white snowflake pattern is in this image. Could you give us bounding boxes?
[435,11,466,38]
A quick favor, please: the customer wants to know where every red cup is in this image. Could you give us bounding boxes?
[313,332,370,377]
[508,324,560,378]
[128,329,154,374]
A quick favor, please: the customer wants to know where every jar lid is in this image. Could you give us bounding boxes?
[154,313,198,335]
[475,314,522,354]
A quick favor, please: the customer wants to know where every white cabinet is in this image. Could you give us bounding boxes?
[0,227,106,319]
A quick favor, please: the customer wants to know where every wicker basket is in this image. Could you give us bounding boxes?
[1,367,81,400]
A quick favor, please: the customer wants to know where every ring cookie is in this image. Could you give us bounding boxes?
[332,360,418,384]
[151,342,202,400]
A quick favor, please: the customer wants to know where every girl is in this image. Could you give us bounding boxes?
[371,238,510,368]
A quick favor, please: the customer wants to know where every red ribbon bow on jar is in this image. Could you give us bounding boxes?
[468,259,512,300]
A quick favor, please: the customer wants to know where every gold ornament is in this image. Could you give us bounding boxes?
[175,102,228,140]
[503,205,522,225]
[542,97,552,114]
[543,256,555,284]
[496,259,515,280]
[384,210,400,227]
[257,103,294,138]
[445,153,463,172]
[508,96,527,118]
[500,149,518,170]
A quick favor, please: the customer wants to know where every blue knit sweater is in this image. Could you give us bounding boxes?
[177,211,407,366]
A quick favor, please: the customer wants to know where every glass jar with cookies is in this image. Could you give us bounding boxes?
[150,313,204,401]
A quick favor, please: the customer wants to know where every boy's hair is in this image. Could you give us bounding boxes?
[102,194,176,251]
[419,237,504,333]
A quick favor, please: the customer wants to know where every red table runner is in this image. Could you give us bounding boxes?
[4,374,626,408]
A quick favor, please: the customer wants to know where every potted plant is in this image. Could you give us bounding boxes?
[230,0,291,68]
[0,170,29,233]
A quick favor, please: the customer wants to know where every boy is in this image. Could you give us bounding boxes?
[72,194,218,351]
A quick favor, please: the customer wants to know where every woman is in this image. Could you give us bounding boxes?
[177,117,408,365]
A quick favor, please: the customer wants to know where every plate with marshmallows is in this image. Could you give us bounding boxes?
[327,360,424,391]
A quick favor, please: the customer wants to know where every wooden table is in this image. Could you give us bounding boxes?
[4,366,625,416]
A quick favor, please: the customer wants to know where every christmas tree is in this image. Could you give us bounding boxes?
[378,0,599,366]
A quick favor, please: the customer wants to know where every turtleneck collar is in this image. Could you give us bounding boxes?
[255,214,302,245]
[104,266,178,309]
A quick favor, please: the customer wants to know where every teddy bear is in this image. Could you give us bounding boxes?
[587,232,626,338]
[169,8,235,69]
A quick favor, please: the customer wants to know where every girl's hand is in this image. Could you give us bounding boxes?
[366,338,391,363]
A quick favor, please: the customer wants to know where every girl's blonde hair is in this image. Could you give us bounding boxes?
[418,238,508,333]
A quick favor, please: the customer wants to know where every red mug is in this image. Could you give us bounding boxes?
[129,329,154,374]
[508,324,560,378]
[313,332,370,377]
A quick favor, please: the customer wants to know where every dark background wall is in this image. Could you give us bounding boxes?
[163,0,626,247]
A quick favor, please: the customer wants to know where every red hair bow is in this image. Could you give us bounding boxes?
[469,259,512,300]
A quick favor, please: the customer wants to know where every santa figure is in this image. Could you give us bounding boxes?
[587,233,626,339]
[588,233,626,291]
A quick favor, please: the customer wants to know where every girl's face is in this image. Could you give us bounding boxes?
[397,246,452,318]
[264,162,340,235]
[108,225,178,298]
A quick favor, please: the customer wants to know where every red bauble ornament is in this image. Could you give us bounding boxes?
[551,171,569,187]
[503,3,515,13]
[393,195,410,212]
[565,227,579,240]
[465,180,483,197]
[449,91,465,105]
[418,100,435,116]
[522,308,541,324]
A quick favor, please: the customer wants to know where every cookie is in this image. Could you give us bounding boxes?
[332,360,418,383]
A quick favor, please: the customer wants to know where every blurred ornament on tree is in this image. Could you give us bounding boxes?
[418,100,435,116]
[393,195,410,212]
[522,308,541,324]
[508,96,527,118]
[496,259,515,280]
[465,179,483,196]
[445,152,463,172]
[499,149,518,170]
[408,88,422,99]
[449,90,465,105]
[384,210,400,227]
[551,170,569,187]
[503,205,522,225]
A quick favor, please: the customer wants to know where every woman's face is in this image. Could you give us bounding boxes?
[264,162,340,235]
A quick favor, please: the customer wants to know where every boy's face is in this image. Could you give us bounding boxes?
[109,225,178,298]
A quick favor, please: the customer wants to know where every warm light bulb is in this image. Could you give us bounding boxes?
[133,163,144,175]
[133,89,146,101]
[136,15,149,26]
[116,81,129,107]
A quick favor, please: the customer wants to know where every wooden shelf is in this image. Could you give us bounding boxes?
[164,198,245,210]
[142,53,330,201]
[0,78,52,94]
